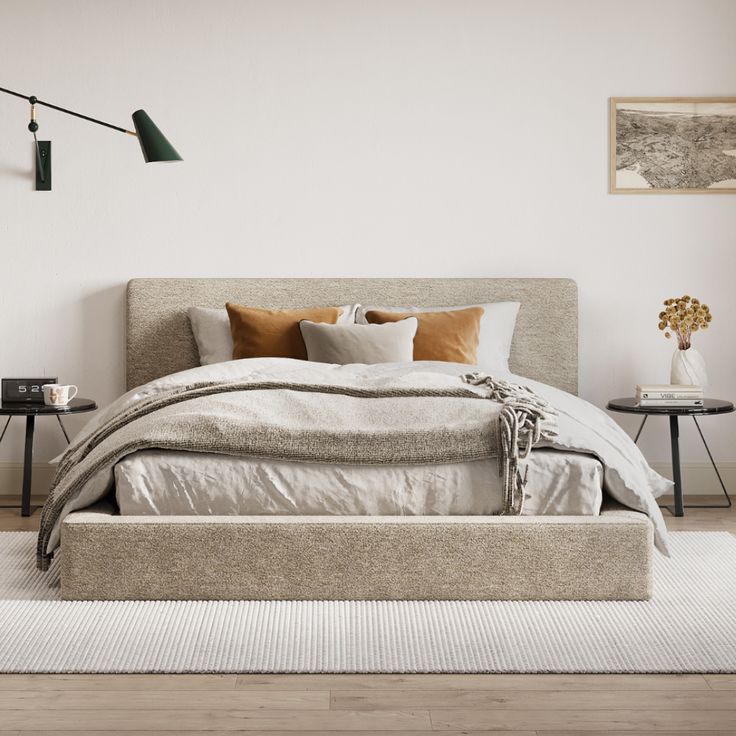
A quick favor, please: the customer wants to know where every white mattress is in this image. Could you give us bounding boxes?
[114,448,603,517]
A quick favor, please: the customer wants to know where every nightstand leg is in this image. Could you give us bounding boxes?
[56,415,71,444]
[686,417,732,509]
[669,415,684,517]
[0,416,11,446]
[21,416,35,517]
[633,415,648,444]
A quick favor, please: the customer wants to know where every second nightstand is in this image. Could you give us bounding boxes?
[607,397,733,517]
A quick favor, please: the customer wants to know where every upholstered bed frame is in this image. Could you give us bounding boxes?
[60,278,653,601]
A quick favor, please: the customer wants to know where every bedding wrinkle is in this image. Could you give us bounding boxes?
[253,463,303,514]
[163,466,198,514]
[523,450,602,516]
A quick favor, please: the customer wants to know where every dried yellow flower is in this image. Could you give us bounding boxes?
[658,294,712,349]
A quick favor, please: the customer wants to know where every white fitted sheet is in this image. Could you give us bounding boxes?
[114,448,603,517]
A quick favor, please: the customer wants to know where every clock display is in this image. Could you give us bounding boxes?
[1,378,58,404]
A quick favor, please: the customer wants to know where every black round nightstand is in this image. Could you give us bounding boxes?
[0,398,97,516]
[607,397,734,518]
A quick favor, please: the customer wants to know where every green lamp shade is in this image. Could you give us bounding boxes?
[131,109,182,163]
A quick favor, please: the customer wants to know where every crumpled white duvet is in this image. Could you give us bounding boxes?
[114,448,604,517]
[60,357,672,552]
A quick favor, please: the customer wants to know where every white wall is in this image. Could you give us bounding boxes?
[1,0,735,493]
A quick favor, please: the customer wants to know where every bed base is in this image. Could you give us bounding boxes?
[60,504,653,601]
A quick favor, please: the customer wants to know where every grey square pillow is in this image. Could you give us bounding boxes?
[299,318,418,365]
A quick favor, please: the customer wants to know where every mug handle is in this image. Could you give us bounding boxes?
[67,385,79,401]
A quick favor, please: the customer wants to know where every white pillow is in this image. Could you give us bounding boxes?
[355,302,520,373]
[300,318,418,365]
[188,304,359,366]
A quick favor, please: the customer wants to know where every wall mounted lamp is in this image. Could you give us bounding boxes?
[0,85,182,190]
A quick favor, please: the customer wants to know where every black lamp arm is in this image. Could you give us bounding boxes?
[31,132,46,183]
[0,85,136,136]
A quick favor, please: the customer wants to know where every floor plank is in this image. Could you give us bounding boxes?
[0,507,42,532]
[431,708,736,731]
[13,732,531,736]
[0,690,328,711]
[0,674,237,691]
[0,709,432,731]
[332,688,736,711]
[705,674,736,690]
[235,673,709,691]
[540,732,736,736]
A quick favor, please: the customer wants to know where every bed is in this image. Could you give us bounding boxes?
[54,277,662,601]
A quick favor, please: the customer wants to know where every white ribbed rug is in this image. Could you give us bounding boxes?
[0,531,734,673]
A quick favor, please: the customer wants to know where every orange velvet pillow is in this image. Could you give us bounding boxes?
[226,304,342,360]
[364,306,483,364]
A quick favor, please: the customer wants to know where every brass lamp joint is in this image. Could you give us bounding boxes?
[28,95,39,133]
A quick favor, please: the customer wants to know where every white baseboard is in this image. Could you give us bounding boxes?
[0,462,56,500]
[0,460,731,502]
[649,462,734,497]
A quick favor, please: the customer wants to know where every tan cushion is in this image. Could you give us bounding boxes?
[226,304,342,360]
[299,318,418,364]
[365,306,483,364]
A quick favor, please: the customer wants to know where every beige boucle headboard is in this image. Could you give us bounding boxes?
[126,278,578,394]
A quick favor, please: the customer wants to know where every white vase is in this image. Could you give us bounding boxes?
[670,347,708,386]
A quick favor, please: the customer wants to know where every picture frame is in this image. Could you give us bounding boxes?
[609,97,736,194]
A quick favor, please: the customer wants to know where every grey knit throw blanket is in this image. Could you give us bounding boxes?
[37,373,557,570]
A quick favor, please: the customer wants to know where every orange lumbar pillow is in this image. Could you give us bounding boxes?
[226,303,342,360]
[364,306,483,364]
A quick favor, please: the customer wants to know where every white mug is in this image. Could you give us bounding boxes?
[42,384,78,407]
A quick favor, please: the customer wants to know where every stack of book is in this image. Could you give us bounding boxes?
[636,384,704,408]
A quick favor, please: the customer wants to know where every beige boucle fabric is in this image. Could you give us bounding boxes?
[126,278,578,394]
[60,503,652,601]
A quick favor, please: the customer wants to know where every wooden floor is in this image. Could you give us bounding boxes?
[0,497,734,734]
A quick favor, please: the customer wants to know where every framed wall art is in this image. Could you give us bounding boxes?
[610,97,736,193]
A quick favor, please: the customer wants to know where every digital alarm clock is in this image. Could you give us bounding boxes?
[1,378,58,404]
